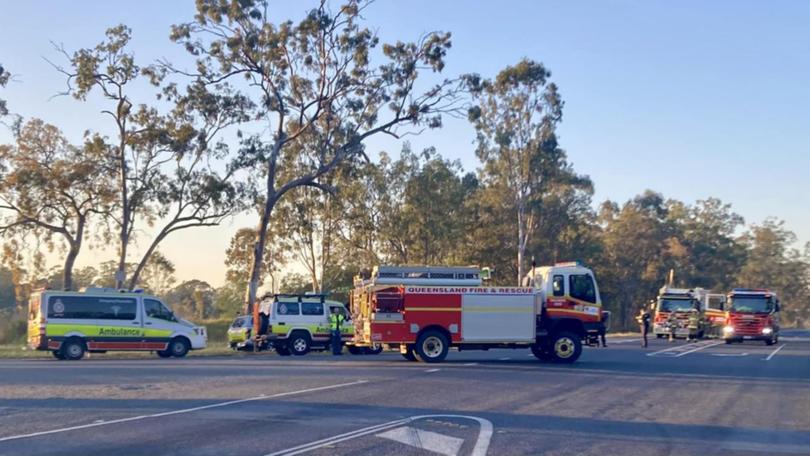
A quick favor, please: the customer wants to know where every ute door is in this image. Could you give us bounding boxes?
[143,298,178,351]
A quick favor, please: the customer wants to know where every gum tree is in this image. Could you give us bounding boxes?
[170,0,465,310]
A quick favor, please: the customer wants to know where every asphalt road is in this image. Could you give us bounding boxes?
[2,330,810,456]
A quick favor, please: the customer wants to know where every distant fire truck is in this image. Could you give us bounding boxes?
[651,286,726,339]
[350,262,605,364]
[723,288,780,345]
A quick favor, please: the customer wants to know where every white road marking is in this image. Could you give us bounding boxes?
[267,414,493,456]
[0,380,368,443]
[498,357,511,361]
[765,343,787,361]
[711,353,748,357]
[464,362,478,366]
[607,338,641,344]
[377,426,464,456]
[425,368,440,373]
[671,341,724,357]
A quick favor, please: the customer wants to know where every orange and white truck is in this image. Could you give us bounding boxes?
[350,262,605,364]
[723,288,780,345]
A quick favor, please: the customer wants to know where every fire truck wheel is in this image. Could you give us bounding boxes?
[550,332,582,364]
[765,337,775,346]
[725,339,733,344]
[401,346,418,361]
[366,344,383,355]
[347,345,364,355]
[288,332,311,356]
[530,344,552,362]
[415,330,449,363]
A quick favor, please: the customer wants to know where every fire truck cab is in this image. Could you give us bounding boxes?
[351,263,604,364]
[723,288,780,345]
[652,287,709,339]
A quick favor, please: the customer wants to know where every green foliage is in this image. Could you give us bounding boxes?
[0,62,9,116]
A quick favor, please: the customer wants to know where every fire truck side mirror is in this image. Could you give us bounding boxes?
[480,267,492,281]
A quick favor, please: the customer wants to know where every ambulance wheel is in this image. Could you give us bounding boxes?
[157,350,173,358]
[530,344,552,362]
[168,337,190,358]
[415,330,449,363]
[288,332,311,356]
[401,346,418,361]
[52,350,65,360]
[60,338,86,361]
[550,332,582,364]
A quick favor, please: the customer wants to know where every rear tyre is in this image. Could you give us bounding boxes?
[347,345,364,355]
[549,332,582,364]
[288,332,311,356]
[414,330,449,363]
[530,344,552,362]
[52,350,65,360]
[157,350,173,358]
[275,345,292,356]
[401,345,418,362]
[168,337,190,358]
[60,338,86,361]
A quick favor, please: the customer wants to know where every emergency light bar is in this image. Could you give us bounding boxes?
[554,261,584,268]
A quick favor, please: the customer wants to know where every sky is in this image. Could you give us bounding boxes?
[1,1,809,287]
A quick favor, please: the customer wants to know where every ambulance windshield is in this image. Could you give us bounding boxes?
[657,298,694,312]
[729,296,773,313]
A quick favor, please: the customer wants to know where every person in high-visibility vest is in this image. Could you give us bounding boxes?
[329,307,345,356]
[687,309,700,343]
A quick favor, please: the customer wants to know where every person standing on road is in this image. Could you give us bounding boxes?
[636,305,651,348]
[329,306,345,356]
[667,311,678,343]
[687,309,700,343]
[598,311,609,347]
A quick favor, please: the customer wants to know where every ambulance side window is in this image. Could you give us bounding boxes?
[276,301,300,316]
[552,275,565,297]
[144,299,176,322]
[569,274,597,303]
[301,302,324,316]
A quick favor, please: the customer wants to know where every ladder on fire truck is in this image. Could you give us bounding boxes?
[359,265,484,287]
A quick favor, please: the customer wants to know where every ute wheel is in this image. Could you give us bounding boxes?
[550,332,582,364]
[157,349,173,358]
[60,338,86,361]
[288,333,311,356]
[414,330,449,363]
[168,337,190,358]
[530,344,553,362]
[52,350,65,360]
[401,345,418,362]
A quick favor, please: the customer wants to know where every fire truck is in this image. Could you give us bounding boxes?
[652,287,706,339]
[350,262,605,364]
[723,288,780,345]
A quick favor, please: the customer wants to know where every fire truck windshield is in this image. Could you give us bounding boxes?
[729,296,773,313]
[657,298,694,312]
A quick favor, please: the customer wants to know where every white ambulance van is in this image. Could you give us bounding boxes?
[28,288,207,360]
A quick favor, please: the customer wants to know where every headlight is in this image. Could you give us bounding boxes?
[723,325,735,334]
[762,327,773,335]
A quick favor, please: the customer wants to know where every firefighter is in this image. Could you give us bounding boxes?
[667,311,678,343]
[636,305,651,348]
[329,306,345,356]
[598,311,609,347]
[687,308,700,343]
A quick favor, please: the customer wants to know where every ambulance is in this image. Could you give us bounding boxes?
[27,288,207,360]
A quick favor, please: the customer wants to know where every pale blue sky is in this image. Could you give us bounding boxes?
[1,1,808,286]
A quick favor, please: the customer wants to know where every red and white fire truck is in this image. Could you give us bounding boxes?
[350,262,605,364]
[723,288,780,345]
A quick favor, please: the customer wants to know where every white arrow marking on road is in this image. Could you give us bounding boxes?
[765,343,787,361]
[377,426,464,456]
[711,353,748,357]
[267,414,493,456]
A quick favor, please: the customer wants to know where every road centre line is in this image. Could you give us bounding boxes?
[425,368,441,373]
[267,414,493,456]
[765,343,787,361]
[0,380,368,443]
